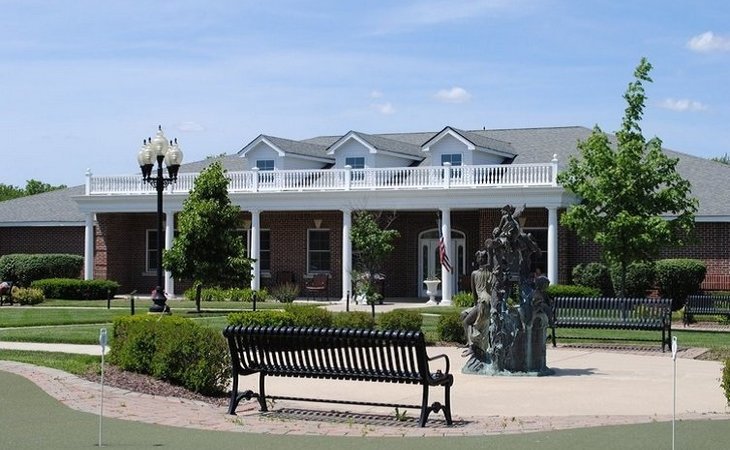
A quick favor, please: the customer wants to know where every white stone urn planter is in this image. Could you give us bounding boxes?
[424,279,440,305]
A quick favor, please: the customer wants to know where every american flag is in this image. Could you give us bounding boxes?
[438,229,452,273]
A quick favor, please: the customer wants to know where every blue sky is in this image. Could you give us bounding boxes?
[2,0,729,187]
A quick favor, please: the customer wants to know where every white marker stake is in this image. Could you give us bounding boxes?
[99,328,108,448]
[671,336,678,450]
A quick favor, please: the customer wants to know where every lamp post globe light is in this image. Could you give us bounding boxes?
[136,126,183,313]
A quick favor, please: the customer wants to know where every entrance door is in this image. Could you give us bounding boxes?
[418,229,466,298]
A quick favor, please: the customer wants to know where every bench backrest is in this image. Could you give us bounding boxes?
[686,295,730,313]
[553,297,670,325]
[223,325,429,383]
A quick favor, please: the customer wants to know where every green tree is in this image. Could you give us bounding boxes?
[0,179,66,201]
[350,211,399,303]
[711,153,730,165]
[163,161,252,288]
[557,58,698,297]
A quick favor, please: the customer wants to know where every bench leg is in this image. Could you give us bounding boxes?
[227,374,242,415]
[443,383,453,425]
[551,326,556,347]
[258,373,268,412]
[419,384,430,427]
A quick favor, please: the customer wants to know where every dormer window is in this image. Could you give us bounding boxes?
[256,159,275,171]
[345,157,365,169]
[441,154,462,166]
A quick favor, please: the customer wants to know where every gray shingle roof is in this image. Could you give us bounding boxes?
[0,185,86,224]
[335,131,423,158]
[258,135,332,160]
[3,126,730,220]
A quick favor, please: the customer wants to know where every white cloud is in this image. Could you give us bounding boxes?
[687,31,730,52]
[371,102,395,115]
[370,89,383,99]
[659,98,708,112]
[434,86,471,103]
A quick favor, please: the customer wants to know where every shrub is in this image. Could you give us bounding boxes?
[184,286,268,303]
[610,261,655,297]
[270,282,299,303]
[722,359,730,406]
[12,287,45,305]
[332,311,376,329]
[436,312,465,344]
[451,291,474,308]
[378,309,423,332]
[109,315,229,395]
[283,304,333,327]
[31,278,119,300]
[546,284,600,298]
[655,259,706,311]
[0,254,83,286]
[227,310,294,327]
[572,262,614,296]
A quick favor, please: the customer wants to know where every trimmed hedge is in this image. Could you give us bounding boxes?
[378,308,423,332]
[283,304,333,327]
[332,311,376,329]
[437,312,466,344]
[572,262,614,297]
[12,287,45,305]
[0,254,83,286]
[31,278,119,300]
[610,261,655,298]
[546,284,600,298]
[183,286,268,303]
[655,259,706,311]
[452,291,474,308]
[227,310,294,327]
[109,315,229,396]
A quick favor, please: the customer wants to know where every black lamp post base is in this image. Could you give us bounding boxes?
[149,287,171,314]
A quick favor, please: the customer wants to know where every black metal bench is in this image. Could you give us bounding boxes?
[223,325,454,427]
[0,281,13,306]
[550,297,672,351]
[684,295,730,325]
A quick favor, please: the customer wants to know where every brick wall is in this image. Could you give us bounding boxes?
[85,211,730,297]
[0,226,84,256]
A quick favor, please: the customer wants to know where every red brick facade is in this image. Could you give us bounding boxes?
[3,211,730,294]
[0,226,84,256]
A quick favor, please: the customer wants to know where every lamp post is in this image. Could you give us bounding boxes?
[137,126,183,313]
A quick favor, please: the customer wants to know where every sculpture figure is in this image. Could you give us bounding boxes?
[461,204,553,376]
[460,249,493,359]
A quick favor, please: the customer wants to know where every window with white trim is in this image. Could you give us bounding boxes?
[345,157,365,169]
[256,159,275,171]
[235,229,271,272]
[307,229,331,272]
[146,229,162,273]
[441,153,462,166]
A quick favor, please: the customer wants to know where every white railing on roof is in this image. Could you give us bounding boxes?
[86,162,558,195]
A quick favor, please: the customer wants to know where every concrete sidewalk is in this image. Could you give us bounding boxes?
[0,343,728,436]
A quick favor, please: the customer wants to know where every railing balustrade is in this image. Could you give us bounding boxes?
[86,162,558,195]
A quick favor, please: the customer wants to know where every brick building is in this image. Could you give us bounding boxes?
[2,126,729,300]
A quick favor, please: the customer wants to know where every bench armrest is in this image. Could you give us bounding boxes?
[427,353,450,375]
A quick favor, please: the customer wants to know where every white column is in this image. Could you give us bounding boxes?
[83,213,94,280]
[250,210,261,290]
[163,208,175,297]
[341,208,352,303]
[547,207,559,285]
[440,207,453,305]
